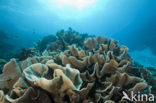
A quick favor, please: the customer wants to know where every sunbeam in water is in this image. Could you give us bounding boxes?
[0,0,156,102]
[39,0,108,19]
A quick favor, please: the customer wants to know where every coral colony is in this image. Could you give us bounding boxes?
[0,28,155,103]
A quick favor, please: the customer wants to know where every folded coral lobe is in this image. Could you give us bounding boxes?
[0,29,151,103]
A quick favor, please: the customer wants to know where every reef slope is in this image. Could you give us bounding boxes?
[0,28,155,103]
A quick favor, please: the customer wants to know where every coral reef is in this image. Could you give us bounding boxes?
[18,48,39,61]
[127,64,156,96]
[36,35,57,52]
[0,29,155,103]
[0,59,7,65]
[0,59,7,74]
[46,27,91,52]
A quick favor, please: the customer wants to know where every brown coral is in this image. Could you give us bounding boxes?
[84,37,96,50]
[0,35,150,103]
[0,59,22,89]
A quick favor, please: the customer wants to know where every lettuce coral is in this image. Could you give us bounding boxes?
[0,29,152,103]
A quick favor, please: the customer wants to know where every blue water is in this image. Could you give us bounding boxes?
[0,0,156,67]
[130,48,156,68]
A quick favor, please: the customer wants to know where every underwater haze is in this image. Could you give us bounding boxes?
[1,1,156,103]
[0,0,156,67]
